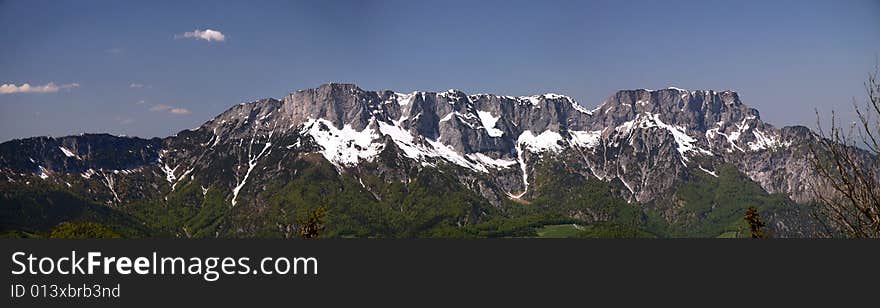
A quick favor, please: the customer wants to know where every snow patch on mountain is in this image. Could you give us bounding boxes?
[645,113,713,161]
[98,170,121,203]
[158,157,178,184]
[613,113,712,163]
[231,132,273,206]
[569,130,602,148]
[517,130,564,153]
[748,129,789,151]
[476,111,504,137]
[466,153,517,169]
[394,92,414,105]
[59,146,78,159]
[79,168,95,179]
[425,139,481,171]
[698,165,719,177]
[439,112,455,123]
[512,141,529,199]
[37,166,49,179]
[301,118,382,167]
[298,117,518,174]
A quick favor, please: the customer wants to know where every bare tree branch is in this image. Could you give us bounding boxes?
[809,67,880,238]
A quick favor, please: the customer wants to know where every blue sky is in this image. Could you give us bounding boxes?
[1,0,879,141]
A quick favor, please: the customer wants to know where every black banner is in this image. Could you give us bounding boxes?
[2,239,877,306]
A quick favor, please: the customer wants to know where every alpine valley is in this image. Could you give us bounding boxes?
[0,83,829,238]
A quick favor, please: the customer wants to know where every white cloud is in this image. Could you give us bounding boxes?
[129,83,147,88]
[150,104,190,115]
[177,29,226,42]
[149,104,172,112]
[169,108,191,115]
[106,47,124,54]
[0,82,79,94]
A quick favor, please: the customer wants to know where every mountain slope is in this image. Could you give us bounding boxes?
[0,83,827,237]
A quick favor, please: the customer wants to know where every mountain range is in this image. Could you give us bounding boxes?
[0,83,828,238]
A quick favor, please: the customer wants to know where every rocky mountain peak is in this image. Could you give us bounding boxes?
[0,83,837,237]
[1,84,820,213]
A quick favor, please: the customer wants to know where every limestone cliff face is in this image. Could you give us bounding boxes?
[586,88,819,204]
[0,83,835,236]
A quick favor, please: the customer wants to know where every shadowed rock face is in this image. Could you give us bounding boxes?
[0,134,162,177]
[0,83,831,236]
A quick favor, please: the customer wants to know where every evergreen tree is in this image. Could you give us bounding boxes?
[744,206,767,239]
[298,207,326,239]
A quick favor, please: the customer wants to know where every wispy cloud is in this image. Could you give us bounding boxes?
[0,82,79,94]
[129,83,151,89]
[106,47,124,54]
[149,104,172,112]
[169,108,191,115]
[115,116,134,125]
[150,104,191,115]
[176,29,226,42]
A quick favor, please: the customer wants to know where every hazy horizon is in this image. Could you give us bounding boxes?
[2,0,879,142]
